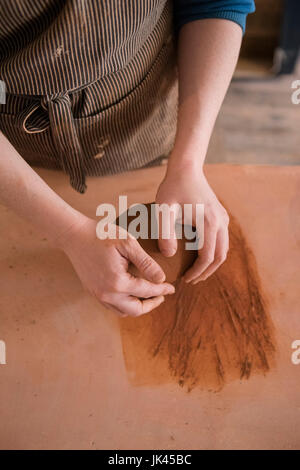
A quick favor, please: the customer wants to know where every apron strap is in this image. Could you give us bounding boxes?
[41,93,87,194]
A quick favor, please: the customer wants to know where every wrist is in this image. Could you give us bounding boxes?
[52,210,92,252]
[166,150,205,179]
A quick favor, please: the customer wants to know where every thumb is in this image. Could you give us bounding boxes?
[156,202,179,257]
[125,236,166,283]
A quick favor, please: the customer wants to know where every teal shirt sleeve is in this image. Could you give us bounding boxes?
[173,0,256,35]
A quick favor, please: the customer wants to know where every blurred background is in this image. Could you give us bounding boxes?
[207,0,300,166]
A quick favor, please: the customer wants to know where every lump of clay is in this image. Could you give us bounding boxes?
[116,202,198,284]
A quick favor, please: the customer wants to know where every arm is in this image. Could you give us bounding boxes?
[156,16,246,283]
[0,132,174,315]
[169,18,242,169]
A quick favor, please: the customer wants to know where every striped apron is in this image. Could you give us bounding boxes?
[0,0,178,193]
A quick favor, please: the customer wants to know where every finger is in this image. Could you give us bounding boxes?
[108,294,165,317]
[120,236,166,283]
[191,227,229,284]
[126,276,175,298]
[183,219,217,283]
[156,203,179,257]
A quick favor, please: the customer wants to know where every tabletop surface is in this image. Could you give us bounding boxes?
[0,163,299,450]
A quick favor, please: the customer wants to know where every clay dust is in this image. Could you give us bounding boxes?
[118,203,276,392]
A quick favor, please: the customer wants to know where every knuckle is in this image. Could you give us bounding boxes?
[207,216,218,230]
[204,254,214,265]
[206,213,218,228]
[126,234,137,248]
[119,235,135,251]
[216,253,227,264]
[133,279,149,296]
[222,250,228,260]
[223,211,230,225]
[139,256,153,272]
[141,285,153,298]
[118,237,129,251]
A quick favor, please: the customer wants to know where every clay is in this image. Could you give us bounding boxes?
[116,202,198,283]
[118,203,276,392]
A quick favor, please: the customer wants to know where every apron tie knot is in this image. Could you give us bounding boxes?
[42,93,87,193]
[22,93,87,193]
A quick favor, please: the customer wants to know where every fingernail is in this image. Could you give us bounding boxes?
[167,285,176,294]
[192,276,205,285]
[155,272,166,283]
[162,249,176,257]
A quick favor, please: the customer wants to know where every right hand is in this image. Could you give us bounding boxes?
[59,216,175,317]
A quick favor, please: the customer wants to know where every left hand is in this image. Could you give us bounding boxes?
[155,163,229,284]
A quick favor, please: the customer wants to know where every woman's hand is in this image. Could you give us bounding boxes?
[58,216,175,317]
[0,133,175,317]
[156,163,229,284]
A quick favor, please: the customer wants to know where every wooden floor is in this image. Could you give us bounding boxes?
[206,62,300,166]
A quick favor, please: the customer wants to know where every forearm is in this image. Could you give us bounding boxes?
[168,18,242,174]
[0,132,87,248]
